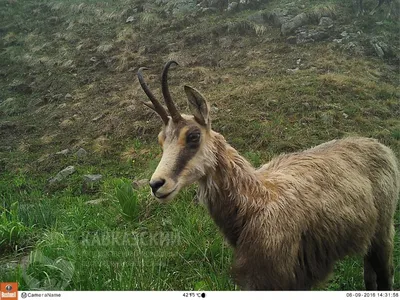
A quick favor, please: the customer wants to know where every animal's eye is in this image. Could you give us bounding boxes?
[186,132,200,144]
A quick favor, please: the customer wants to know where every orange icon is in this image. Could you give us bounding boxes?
[0,282,18,300]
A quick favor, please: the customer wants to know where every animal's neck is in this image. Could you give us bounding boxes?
[198,132,263,247]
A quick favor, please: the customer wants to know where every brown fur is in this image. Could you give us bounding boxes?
[138,62,400,290]
[197,133,399,290]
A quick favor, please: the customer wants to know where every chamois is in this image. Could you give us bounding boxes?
[137,61,399,290]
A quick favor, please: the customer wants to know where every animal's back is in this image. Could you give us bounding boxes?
[258,137,399,218]
[261,137,399,217]
[238,137,399,289]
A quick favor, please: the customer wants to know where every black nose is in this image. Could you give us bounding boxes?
[149,179,166,194]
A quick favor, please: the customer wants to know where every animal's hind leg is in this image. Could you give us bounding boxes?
[367,226,395,291]
[364,252,378,290]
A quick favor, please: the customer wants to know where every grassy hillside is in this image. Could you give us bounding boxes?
[0,0,399,291]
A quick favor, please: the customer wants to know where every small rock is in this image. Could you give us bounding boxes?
[319,17,333,27]
[201,7,217,13]
[49,166,76,184]
[370,39,390,59]
[92,114,105,122]
[97,43,113,53]
[286,67,299,74]
[83,174,103,183]
[221,75,231,82]
[62,60,74,69]
[60,118,73,128]
[59,166,75,177]
[211,106,219,113]
[126,16,135,23]
[75,148,87,158]
[372,43,384,58]
[56,149,70,156]
[132,179,149,190]
[86,198,107,205]
[281,13,309,36]
[296,28,329,44]
[64,93,73,100]
[227,2,238,11]
[343,41,365,56]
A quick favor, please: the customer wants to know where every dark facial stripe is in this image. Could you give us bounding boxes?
[172,129,201,178]
[172,145,200,179]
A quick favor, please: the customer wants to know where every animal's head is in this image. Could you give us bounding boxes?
[138,61,216,202]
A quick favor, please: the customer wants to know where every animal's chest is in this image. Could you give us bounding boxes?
[206,196,243,247]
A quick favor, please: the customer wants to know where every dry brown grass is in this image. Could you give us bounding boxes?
[92,136,112,156]
[309,3,337,20]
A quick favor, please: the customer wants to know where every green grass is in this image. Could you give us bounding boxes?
[0,173,236,290]
[0,0,399,292]
[0,169,398,291]
[0,202,31,254]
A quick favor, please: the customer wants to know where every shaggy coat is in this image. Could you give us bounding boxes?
[197,134,399,290]
[138,61,399,290]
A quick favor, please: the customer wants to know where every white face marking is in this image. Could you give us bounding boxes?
[150,115,209,202]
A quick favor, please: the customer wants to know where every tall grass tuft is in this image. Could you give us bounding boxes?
[0,202,30,253]
[111,180,141,222]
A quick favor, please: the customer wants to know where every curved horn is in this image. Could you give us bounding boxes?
[162,61,182,122]
[137,67,169,124]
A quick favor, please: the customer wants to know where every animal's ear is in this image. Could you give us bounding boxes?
[184,85,210,128]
